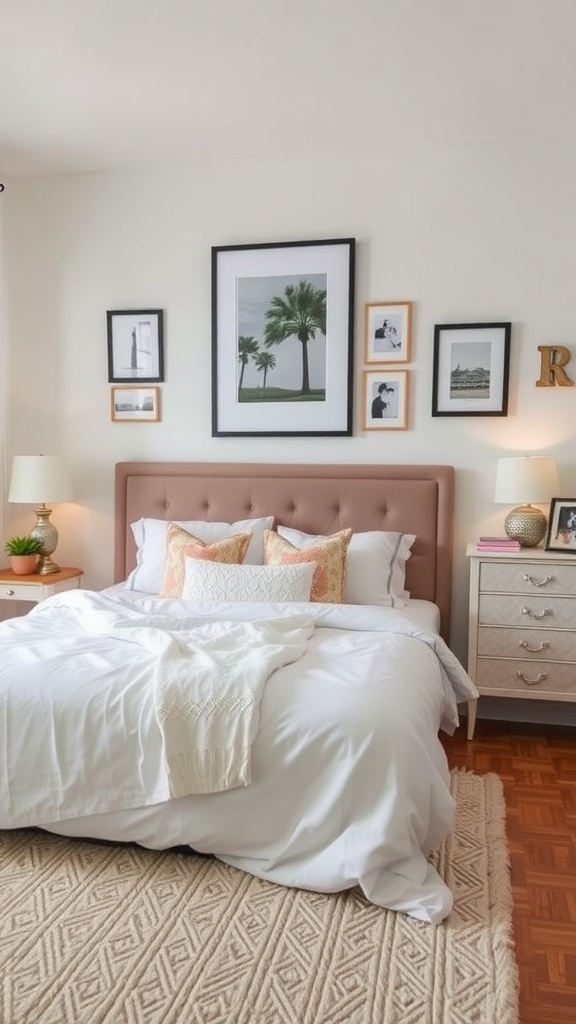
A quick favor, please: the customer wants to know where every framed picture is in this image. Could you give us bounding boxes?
[364,301,412,364]
[545,498,576,552]
[107,309,164,383]
[432,322,511,416]
[362,370,408,430]
[211,237,355,436]
[110,385,160,422]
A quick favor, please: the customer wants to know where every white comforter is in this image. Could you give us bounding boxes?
[0,589,478,924]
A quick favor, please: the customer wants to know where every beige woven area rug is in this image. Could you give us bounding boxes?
[1,770,518,1024]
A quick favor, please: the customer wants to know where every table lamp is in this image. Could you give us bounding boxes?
[494,455,559,547]
[8,455,74,574]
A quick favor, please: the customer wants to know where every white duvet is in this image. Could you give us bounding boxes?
[0,589,478,924]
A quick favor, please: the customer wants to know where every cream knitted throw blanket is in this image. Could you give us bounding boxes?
[88,612,314,797]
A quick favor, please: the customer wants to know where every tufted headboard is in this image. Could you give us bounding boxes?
[115,462,454,641]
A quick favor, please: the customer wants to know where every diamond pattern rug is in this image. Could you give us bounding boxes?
[0,770,519,1023]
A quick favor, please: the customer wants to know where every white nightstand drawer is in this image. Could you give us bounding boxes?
[479,561,576,595]
[478,593,575,629]
[477,625,576,662]
[0,568,83,606]
[0,582,44,601]
[477,658,576,696]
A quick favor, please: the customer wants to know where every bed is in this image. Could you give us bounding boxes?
[0,462,478,925]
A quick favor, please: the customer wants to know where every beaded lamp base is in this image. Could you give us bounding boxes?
[504,504,547,547]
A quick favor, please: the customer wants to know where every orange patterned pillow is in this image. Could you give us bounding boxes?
[160,523,251,598]
[263,528,352,603]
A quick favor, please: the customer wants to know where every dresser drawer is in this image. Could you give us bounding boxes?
[479,560,575,595]
[477,658,576,696]
[477,625,576,662]
[478,594,575,629]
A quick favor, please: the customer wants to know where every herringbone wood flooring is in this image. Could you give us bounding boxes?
[441,720,576,1024]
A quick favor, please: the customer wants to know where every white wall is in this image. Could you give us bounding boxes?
[3,141,576,723]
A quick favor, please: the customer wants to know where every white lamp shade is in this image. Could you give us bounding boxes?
[8,455,74,504]
[494,456,559,505]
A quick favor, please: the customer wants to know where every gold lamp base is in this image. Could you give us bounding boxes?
[29,504,61,574]
[504,504,547,547]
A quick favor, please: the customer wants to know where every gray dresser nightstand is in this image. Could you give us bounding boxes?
[466,543,576,739]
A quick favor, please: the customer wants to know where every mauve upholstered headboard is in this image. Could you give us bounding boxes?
[115,462,454,641]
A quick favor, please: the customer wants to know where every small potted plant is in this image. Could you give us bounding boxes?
[4,535,43,575]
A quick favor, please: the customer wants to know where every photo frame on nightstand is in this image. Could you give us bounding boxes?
[545,498,576,552]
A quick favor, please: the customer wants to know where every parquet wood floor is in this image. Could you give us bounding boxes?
[441,719,576,1024]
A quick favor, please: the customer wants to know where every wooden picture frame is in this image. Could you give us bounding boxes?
[362,370,408,430]
[111,385,160,422]
[211,238,355,436]
[364,301,412,364]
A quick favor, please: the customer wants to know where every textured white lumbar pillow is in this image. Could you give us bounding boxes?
[182,559,316,603]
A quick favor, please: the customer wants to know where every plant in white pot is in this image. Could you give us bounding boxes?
[4,535,43,575]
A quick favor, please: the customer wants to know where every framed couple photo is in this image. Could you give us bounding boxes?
[545,498,576,552]
[364,301,412,364]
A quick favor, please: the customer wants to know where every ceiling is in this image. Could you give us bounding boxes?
[1,0,575,180]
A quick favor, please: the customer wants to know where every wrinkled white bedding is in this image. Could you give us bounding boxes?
[0,589,478,924]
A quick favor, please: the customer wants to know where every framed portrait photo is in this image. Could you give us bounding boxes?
[432,322,511,416]
[110,385,160,422]
[107,309,164,383]
[364,301,412,364]
[211,237,355,436]
[545,498,576,552]
[362,370,408,430]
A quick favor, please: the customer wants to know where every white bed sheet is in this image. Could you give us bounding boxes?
[103,582,442,633]
[0,588,475,924]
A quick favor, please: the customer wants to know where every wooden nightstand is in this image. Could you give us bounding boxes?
[466,543,576,739]
[0,566,84,605]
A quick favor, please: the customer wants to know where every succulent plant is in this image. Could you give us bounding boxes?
[4,535,44,556]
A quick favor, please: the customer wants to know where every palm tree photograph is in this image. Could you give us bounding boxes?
[211,238,354,436]
[236,273,327,403]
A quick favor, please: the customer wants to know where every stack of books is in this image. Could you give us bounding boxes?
[476,536,521,552]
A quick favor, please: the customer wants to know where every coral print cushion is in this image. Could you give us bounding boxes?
[263,528,352,603]
[160,523,251,598]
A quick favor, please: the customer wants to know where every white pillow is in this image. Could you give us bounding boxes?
[277,526,415,606]
[182,559,316,603]
[128,516,274,593]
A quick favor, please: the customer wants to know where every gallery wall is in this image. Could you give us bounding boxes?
[3,139,576,722]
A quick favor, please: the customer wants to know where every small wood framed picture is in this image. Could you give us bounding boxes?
[362,370,408,430]
[110,385,160,422]
[364,301,412,364]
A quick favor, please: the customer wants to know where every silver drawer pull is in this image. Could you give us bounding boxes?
[519,640,550,653]
[5,588,15,596]
[517,671,547,686]
[521,607,552,619]
[522,573,554,587]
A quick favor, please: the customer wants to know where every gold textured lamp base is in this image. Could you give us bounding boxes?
[504,504,547,547]
[29,504,61,574]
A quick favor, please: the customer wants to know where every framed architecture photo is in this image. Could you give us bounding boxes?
[364,301,412,364]
[432,322,511,416]
[545,498,576,552]
[107,309,164,383]
[362,370,408,430]
[111,385,160,422]
[211,237,355,436]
